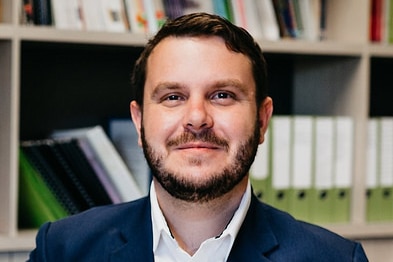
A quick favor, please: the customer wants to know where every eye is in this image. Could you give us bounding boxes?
[160,93,186,107]
[212,92,233,99]
[216,92,231,99]
[166,94,182,101]
[211,91,236,105]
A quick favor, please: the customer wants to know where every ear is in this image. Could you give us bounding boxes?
[130,101,143,147]
[258,97,273,144]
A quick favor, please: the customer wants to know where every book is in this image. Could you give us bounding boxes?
[271,0,290,38]
[241,0,265,40]
[144,0,166,34]
[52,125,143,202]
[38,139,97,210]
[76,137,123,204]
[21,0,35,25]
[21,141,82,215]
[18,149,69,228]
[100,0,129,32]
[297,0,321,41]
[51,0,83,30]
[80,0,106,31]
[255,0,280,41]
[162,0,183,20]
[124,0,148,33]
[370,0,383,42]
[33,0,52,25]
[229,0,247,28]
[181,0,214,15]
[108,119,151,196]
[212,0,231,20]
[54,138,113,206]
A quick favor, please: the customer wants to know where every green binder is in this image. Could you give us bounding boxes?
[269,116,292,212]
[250,128,271,203]
[310,117,334,224]
[376,118,393,221]
[366,118,381,222]
[332,117,353,223]
[288,116,313,221]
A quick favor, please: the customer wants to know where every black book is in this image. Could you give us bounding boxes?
[37,140,96,211]
[33,0,52,25]
[21,141,82,215]
[56,139,113,206]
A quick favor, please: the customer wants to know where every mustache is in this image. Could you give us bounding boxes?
[167,130,229,150]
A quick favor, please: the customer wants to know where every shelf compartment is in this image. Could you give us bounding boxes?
[19,41,144,140]
[370,57,393,117]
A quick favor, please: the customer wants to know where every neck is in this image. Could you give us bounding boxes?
[153,176,248,255]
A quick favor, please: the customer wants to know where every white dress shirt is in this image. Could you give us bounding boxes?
[150,180,251,262]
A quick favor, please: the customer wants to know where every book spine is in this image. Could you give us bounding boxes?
[33,0,52,25]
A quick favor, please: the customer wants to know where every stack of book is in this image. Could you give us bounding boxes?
[21,0,327,41]
[18,125,143,229]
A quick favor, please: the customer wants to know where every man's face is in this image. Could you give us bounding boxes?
[131,36,272,202]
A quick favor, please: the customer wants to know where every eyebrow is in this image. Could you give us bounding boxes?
[214,79,247,91]
[150,82,185,100]
[150,79,249,99]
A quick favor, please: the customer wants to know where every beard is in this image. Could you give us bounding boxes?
[141,120,260,203]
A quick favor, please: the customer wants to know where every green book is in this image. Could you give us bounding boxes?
[18,150,69,229]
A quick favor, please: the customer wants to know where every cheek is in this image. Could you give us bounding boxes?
[216,110,255,140]
[142,110,181,142]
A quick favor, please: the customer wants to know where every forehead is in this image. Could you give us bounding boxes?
[146,36,253,81]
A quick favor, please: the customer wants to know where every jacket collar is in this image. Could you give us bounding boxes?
[227,194,279,261]
[108,197,155,262]
[107,193,278,261]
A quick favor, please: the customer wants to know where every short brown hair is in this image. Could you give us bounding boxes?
[131,12,268,108]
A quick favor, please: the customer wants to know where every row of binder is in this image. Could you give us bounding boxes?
[366,117,393,221]
[250,115,354,224]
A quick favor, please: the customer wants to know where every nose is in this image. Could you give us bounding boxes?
[183,98,213,133]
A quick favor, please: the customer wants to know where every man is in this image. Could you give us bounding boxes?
[29,13,368,261]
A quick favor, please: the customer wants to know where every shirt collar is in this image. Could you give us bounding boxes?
[150,179,252,258]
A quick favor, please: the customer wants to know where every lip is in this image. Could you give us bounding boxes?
[175,142,221,150]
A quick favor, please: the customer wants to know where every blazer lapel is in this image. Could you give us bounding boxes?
[227,194,279,261]
[108,197,155,262]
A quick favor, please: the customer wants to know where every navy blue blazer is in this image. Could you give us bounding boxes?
[29,194,368,261]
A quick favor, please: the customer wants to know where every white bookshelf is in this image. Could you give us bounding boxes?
[1,0,392,260]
